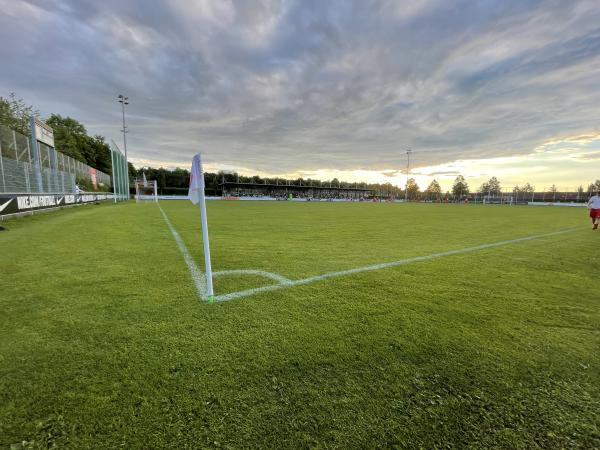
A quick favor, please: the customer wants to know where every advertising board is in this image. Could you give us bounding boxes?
[0,193,114,217]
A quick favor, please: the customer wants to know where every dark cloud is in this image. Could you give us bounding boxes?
[1,0,599,173]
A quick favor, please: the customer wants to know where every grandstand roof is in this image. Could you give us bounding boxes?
[219,181,373,193]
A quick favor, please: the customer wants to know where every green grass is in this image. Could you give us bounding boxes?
[1,201,599,449]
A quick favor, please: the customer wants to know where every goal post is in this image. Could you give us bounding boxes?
[134,179,158,202]
[483,194,514,205]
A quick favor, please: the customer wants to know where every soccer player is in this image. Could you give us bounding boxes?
[587,190,600,230]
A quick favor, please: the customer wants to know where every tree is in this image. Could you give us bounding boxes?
[126,162,136,179]
[0,98,13,129]
[452,175,469,199]
[45,114,114,176]
[84,135,112,174]
[425,179,441,200]
[480,176,501,196]
[46,114,88,161]
[380,182,394,198]
[549,184,559,201]
[512,183,534,201]
[521,183,534,193]
[0,92,39,135]
[406,178,420,200]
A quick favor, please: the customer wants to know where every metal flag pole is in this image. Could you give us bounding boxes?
[195,153,214,300]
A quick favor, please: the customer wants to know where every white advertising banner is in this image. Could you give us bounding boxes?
[34,118,55,148]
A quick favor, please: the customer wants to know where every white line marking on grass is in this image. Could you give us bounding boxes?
[212,227,578,303]
[213,269,293,285]
[157,203,207,299]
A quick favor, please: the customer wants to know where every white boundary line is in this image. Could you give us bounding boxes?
[157,203,207,298]
[157,203,578,303]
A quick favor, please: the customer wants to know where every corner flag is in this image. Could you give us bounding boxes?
[189,153,214,300]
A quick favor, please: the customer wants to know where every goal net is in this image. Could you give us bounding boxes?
[134,179,158,202]
[482,195,514,205]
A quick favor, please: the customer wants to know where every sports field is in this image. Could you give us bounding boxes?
[1,201,599,448]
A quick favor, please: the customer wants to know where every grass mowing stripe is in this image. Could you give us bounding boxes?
[159,200,578,304]
[157,202,207,300]
[213,227,579,302]
[1,202,597,448]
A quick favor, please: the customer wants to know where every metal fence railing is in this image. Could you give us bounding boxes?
[109,140,129,201]
[0,123,111,194]
[0,156,75,193]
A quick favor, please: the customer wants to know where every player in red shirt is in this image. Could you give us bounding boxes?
[587,190,600,230]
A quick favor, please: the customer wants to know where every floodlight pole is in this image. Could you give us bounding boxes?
[404,149,412,202]
[117,94,129,190]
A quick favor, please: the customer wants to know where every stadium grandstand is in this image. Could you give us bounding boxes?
[220,180,374,200]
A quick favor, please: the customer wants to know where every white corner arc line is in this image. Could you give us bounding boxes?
[213,269,293,285]
[212,227,579,303]
[157,203,208,300]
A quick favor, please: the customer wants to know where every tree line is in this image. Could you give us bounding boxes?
[135,165,600,200]
[134,166,406,197]
[420,176,600,201]
[134,165,600,200]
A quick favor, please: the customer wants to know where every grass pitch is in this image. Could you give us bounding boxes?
[1,201,599,448]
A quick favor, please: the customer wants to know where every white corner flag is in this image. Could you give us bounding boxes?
[189,153,214,300]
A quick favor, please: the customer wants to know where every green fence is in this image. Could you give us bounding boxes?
[0,123,113,194]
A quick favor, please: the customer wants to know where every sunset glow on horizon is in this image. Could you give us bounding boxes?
[130,131,600,193]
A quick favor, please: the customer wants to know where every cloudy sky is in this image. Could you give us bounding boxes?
[1,0,599,190]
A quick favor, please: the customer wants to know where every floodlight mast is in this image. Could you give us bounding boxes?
[404,149,412,202]
[117,94,129,171]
